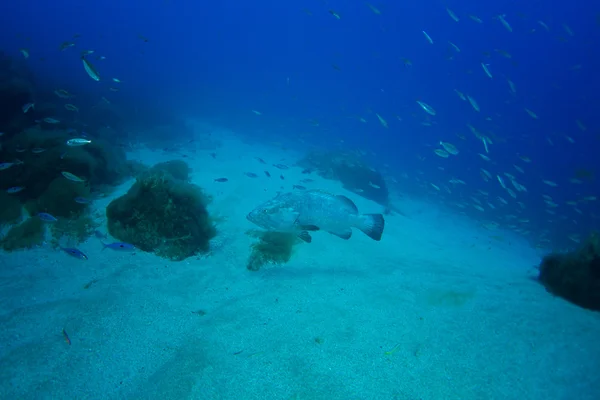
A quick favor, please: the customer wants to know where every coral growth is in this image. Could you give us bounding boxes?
[106,163,216,261]
[537,232,600,311]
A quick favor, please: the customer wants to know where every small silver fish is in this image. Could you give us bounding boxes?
[43,117,60,124]
[66,138,91,146]
[82,56,100,81]
[22,102,34,113]
[61,171,85,182]
[417,101,436,116]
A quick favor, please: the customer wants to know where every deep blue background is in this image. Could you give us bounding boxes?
[1,0,599,248]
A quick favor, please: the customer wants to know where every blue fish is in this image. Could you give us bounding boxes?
[101,242,135,251]
[37,212,57,222]
[7,186,25,194]
[61,247,88,260]
[74,196,91,204]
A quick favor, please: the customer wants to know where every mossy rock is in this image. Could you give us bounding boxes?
[538,232,600,311]
[246,230,297,271]
[25,177,91,218]
[152,160,191,181]
[0,191,23,224]
[106,165,216,261]
[1,217,45,251]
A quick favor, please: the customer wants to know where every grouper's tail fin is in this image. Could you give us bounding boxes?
[357,213,385,241]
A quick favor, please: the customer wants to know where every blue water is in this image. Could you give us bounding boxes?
[4,0,597,249]
[1,0,600,398]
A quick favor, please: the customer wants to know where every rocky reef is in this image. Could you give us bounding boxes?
[297,150,390,206]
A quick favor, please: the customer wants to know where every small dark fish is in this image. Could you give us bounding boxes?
[38,212,58,222]
[255,157,266,164]
[280,175,285,180]
[101,241,136,251]
[31,148,46,154]
[293,185,306,190]
[60,151,68,159]
[264,171,271,177]
[83,278,99,289]
[210,152,217,159]
[300,179,314,183]
[244,172,258,178]
[214,178,228,182]
[62,329,71,345]
[301,168,313,174]
[74,196,91,204]
[273,163,289,170]
[61,247,88,260]
[15,147,27,153]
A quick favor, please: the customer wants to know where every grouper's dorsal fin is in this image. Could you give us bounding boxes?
[335,195,358,213]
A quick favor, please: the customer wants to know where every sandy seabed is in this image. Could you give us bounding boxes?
[1,131,599,400]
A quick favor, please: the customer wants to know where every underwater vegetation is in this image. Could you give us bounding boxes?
[49,213,100,246]
[0,217,45,251]
[245,230,298,271]
[106,161,216,261]
[537,232,600,311]
[150,159,191,181]
[0,190,23,225]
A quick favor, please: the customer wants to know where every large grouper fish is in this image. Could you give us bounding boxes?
[247,190,385,243]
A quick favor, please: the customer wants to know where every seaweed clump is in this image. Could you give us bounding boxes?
[151,160,191,181]
[246,230,297,271]
[1,217,45,251]
[538,232,600,311]
[50,213,100,246]
[106,162,216,261]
